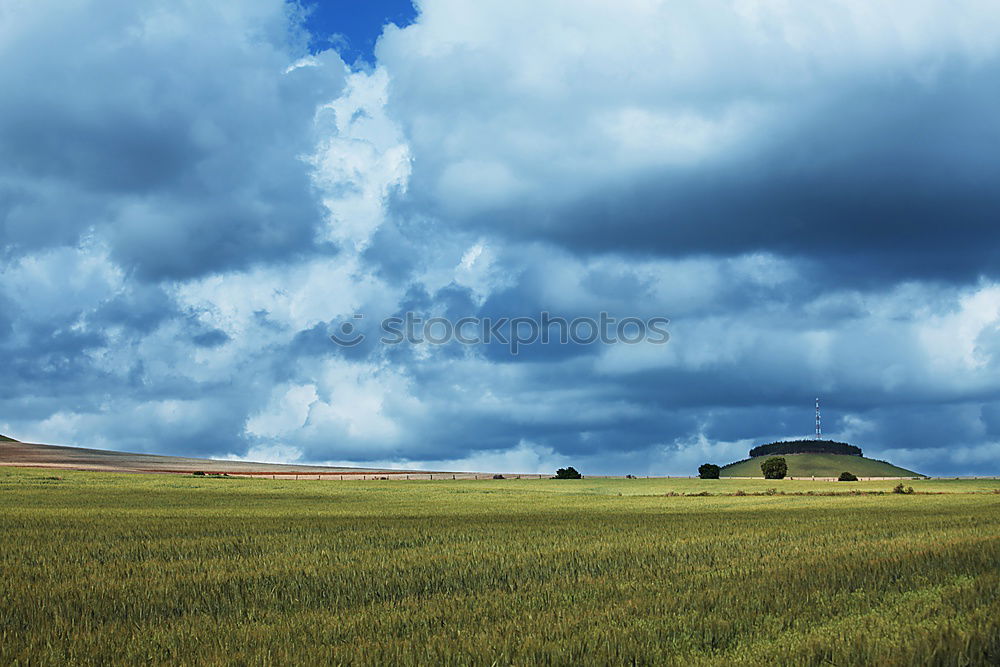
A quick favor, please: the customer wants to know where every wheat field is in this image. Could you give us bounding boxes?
[2,468,999,665]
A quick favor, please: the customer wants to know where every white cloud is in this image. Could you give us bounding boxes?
[222,443,305,465]
[918,284,1000,373]
[1,239,123,321]
[318,439,562,475]
[310,68,411,250]
[658,432,757,476]
[245,384,319,439]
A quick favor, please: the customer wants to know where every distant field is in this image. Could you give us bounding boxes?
[2,469,999,665]
[721,453,921,478]
[0,440,395,475]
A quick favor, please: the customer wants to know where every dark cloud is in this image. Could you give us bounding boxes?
[410,66,1000,285]
[90,283,177,334]
[0,0,346,280]
[191,329,230,348]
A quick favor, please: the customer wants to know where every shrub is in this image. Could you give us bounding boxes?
[553,467,582,479]
[492,474,505,480]
[838,472,858,481]
[698,463,721,479]
[761,457,787,480]
[893,483,915,494]
[193,471,205,476]
[625,474,637,479]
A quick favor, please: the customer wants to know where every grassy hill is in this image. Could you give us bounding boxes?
[721,453,922,478]
[0,434,17,442]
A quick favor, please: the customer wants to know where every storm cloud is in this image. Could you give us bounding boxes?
[2,0,999,475]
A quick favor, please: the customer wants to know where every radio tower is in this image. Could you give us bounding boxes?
[815,397,822,440]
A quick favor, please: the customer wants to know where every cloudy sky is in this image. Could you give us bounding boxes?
[2,0,1000,475]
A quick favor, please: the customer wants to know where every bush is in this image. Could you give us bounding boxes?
[193,471,205,476]
[838,472,858,481]
[492,474,505,480]
[553,467,582,479]
[698,463,721,479]
[761,457,787,480]
[893,483,915,494]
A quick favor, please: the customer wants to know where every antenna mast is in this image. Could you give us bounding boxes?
[815,397,822,440]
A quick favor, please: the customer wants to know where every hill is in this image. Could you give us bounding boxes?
[0,440,415,476]
[721,453,922,478]
[0,434,17,442]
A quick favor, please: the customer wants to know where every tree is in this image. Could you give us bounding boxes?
[749,440,862,458]
[553,466,582,479]
[838,471,858,481]
[761,457,787,479]
[698,463,721,479]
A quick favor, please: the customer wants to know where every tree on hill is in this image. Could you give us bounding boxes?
[553,467,582,479]
[749,440,862,458]
[698,463,721,479]
[761,457,787,479]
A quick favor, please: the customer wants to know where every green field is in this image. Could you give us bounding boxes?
[2,469,999,665]
[721,453,921,478]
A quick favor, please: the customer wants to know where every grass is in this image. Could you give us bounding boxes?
[1,468,999,665]
[721,453,922,478]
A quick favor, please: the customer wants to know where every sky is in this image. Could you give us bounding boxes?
[2,0,1000,476]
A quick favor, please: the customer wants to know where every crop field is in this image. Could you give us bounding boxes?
[2,469,999,665]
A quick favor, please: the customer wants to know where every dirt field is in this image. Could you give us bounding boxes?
[0,439,401,476]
